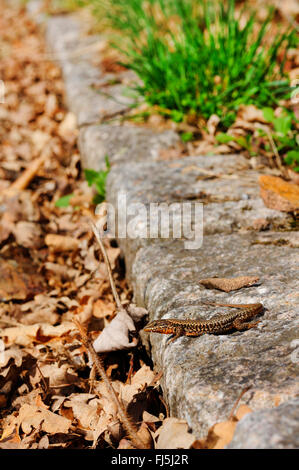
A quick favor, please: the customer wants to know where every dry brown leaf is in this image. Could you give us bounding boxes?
[237,104,267,123]
[93,298,115,319]
[210,420,237,449]
[58,112,77,139]
[44,262,79,281]
[45,234,80,251]
[17,404,72,435]
[0,426,21,447]
[259,175,299,212]
[118,438,135,449]
[234,404,253,421]
[83,246,100,271]
[10,103,35,126]
[199,276,260,292]
[276,0,299,16]
[69,194,93,207]
[143,411,161,424]
[37,435,49,449]
[106,246,121,269]
[136,422,153,449]
[127,304,148,322]
[56,213,79,232]
[11,390,45,412]
[34,363,78,389]
[193,401,253,449]
[0,217,12,244]
[106,421,122,442]
[119,365,156,405]
[213,143,233,154]
[147,113,166,127]
[45,94,58,117]
[93,381,119,418]
[158,143,185,161]
[75,273,94,289]
[192,140,216,154]
[206,114,220,135]
[0,437,22,449]
[62,394,102,431]
[0,346,25,368]
[1,322,75,347]
[131,364,156,387]
[0,258,44,301]
[93,308,138,353]
[30,130,51,154]
[13,221,43,248]
[1,191,40,223]
[92,415,115,446]
[1,403,72,441]
[289,67,299,82]
[154,417,196,449]
[20,294,73,325]
[75,296,94,324]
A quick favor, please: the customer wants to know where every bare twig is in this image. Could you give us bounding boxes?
[73,318,146,449]
[82,221,148,447]
[36,362,49,395]
[228,386,251,421]
[265,129,288,178]
[90,221,122,309]
[3,154,47,197]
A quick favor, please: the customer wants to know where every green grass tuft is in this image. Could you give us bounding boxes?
[84,0,295,129]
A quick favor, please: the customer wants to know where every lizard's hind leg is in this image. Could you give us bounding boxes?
[233,318,260,331]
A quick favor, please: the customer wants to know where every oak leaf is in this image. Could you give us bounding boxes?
[199,276,260,292]
[259,175,299,212]
[154,418,196,449]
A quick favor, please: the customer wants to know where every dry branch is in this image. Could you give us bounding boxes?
[73,318,147,449]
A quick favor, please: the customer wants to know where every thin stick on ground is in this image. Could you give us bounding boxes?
[73,318,146,449]
[265,129,288,178]
[36,362,49,395]
[3,153,47,197]
[228,386,252,421]
[90,220,122,309]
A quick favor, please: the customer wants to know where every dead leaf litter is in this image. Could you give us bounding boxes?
[0,0,258,449]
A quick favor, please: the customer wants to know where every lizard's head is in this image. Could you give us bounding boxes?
[143,319,174,334]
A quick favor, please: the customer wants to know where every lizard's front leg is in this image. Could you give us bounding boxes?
[166,326,185,344]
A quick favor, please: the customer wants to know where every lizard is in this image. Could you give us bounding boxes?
[143,302,264,344]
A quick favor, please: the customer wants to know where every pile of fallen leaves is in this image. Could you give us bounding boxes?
[0,0,202,450]
[0,0,164,449]
[0,0,261,450]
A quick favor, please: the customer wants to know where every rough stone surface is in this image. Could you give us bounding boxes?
[46,16,135,126]
[227,398,299,449]
[254,231,299,248]
[106,156,293,235]
[126,235,298,438]
[79,124,179,170]
[44,13,299,447]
